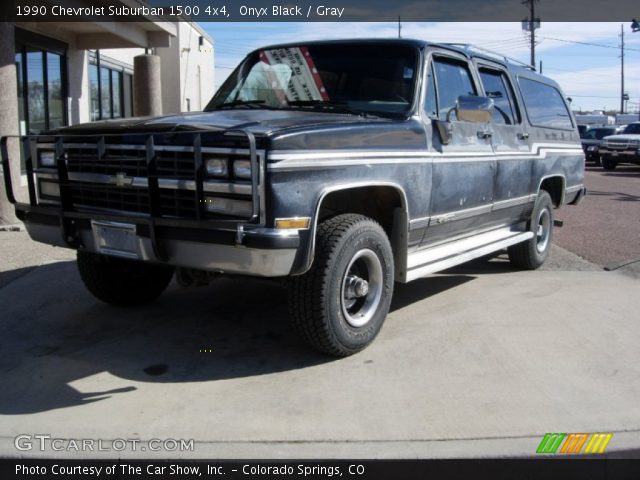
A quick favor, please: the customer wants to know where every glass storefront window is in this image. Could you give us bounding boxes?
[15,53,24,135]
[91,59,127,121]
[100,66,111,119]
[26,50,46,133]
[111,70,122,118]
[89,63,100,122]
[47,52,64,129]
[15,28,68,171]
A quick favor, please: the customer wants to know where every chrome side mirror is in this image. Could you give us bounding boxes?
[448,95,494,123]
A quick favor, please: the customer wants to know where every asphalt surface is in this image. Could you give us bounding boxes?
[555,164,640,270]
[0,166,638,459]
[0,227,638,459]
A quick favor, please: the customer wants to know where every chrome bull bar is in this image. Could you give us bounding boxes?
[1,128,263,259]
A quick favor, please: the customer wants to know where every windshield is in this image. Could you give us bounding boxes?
[624,123,640,134]
[206,43,419,117]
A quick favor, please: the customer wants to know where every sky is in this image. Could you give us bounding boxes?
[200,22,640,114]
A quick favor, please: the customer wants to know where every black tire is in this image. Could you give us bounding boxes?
[508,190,553,270]
[601,157,618,171]
[77,251,174,306]
[288,214,394,357]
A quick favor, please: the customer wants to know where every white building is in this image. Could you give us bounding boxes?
[0,6,215,223]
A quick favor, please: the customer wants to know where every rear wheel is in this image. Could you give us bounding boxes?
[77,251,174,306]
[288,214,394,357]
[508,190,553,270]
[602,157,618,170]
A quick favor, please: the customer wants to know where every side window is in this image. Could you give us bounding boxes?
[478,68,519,125]
[432,57,477,120]
[582,129,597,139]
[425,63,438,118]
[518,77,573,129]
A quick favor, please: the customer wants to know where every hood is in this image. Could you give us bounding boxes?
[604,134,640,141]
[49,109,390,136]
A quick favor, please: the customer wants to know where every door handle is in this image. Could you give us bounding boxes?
[477,131,492,140]
[518,132,530,140]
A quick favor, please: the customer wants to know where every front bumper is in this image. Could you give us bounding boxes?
[3,130,300,277]
[17,205,299,277]
[599,148,640,162]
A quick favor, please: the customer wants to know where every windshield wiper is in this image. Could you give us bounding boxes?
[286,100,371,117]
[215,100,270,110]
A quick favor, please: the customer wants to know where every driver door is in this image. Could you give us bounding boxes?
[421,53,496,247]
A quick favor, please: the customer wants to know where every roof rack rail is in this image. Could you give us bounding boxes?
[441,43,535,70]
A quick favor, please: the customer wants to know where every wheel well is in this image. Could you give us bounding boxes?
[317,186,404,239]
[539,176,564,207]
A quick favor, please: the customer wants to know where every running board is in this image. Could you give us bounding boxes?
[404,227,534,282]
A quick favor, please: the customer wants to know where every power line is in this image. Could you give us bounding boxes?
[540,36,640,53]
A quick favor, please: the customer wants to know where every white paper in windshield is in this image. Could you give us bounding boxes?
[259,47,330,103]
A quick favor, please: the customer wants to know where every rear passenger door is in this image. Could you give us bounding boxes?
[422,52,496,246]
[475,61,533,225]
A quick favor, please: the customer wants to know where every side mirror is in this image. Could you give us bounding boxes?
[448,95,494,123]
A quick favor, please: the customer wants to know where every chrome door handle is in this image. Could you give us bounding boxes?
[518,132,530,140]
[477,131,492,139]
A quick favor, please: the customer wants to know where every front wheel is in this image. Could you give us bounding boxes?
[77,251,174,306]
[508,190,553,270]
[288,214,394,357]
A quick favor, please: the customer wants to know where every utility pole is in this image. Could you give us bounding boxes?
[521,0,540,70]
[398,16,402,38]
[529,0,535,67]
[620,23,625,114]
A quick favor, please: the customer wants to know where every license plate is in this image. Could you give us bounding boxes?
[91,221,140,259]
[611,151,619,157]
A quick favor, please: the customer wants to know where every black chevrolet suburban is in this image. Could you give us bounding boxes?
[2,39,586,356]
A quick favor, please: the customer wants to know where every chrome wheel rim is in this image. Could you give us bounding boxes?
[341,249,383,328]
[536,208,551,253]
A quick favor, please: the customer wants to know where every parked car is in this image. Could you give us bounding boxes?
[580,125,623,166]
[599,122,640,170]
[577,124,590,136]
[1,39,586,356]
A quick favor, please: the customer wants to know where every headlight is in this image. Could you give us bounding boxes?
[203,197,252,217]
[205,158,228,177]
[38,180,60,199]
[232,160,252,180]
[38,150,56,167]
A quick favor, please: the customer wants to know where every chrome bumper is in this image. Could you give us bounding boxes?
[23,219,299,278]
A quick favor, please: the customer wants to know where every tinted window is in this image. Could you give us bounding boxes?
[479,68,519,125]
[209,44,419,117]
[581,129,597,139]
[518,77,573,129]
[624,124,640,134]
[593,128,615,139]
[432,58,477,120]
[425,63,437,118]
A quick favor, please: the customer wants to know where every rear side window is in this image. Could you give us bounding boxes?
[478,68,519,125]
[431,57,477,120]
[518,77,573,129]
[624,124,640,134]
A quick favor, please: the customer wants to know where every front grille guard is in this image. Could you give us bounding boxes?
[1,129,262,259]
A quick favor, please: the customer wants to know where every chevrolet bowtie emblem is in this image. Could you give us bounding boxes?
[111,172,134,188]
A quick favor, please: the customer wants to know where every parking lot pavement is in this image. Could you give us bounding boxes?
[555,164,640,271]
[0,231,639,459]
